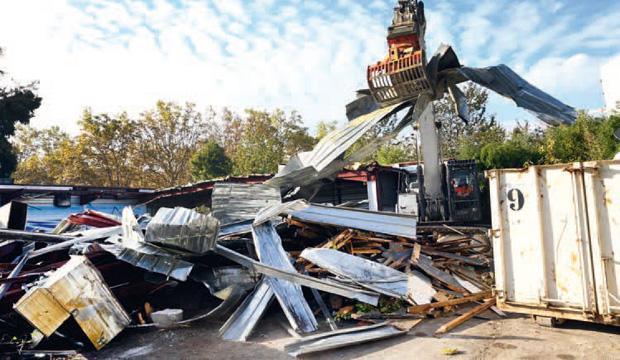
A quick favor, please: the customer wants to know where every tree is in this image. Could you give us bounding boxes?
[137,101,209,188]
[0,47,42,178]
[376,143,413,165]
[190,140,232,180]
[77,109,139,187]
[229,109,315,175]
[316,120,338,140]
[231,109,286,175]
[435,84,504,160]
[544,112,620,163]
[12,124,71,184]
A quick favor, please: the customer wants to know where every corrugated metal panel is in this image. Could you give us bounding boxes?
[457,65,577,126]
[214,244,379,305]
[267,102,410,188]
[211,183,281,225]
[15,256,130,350]
[300,248,435,305]
[488,161,620,325]
[219,220,253,238]
[284,323,405,357]
[100,207,194,281]
[145,207,219,254]
[263,200,417,239]
[252,222,318,333]
[219,278,274,341]
[101,238,194,281]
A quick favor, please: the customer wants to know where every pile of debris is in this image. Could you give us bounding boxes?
[0,186,495,358]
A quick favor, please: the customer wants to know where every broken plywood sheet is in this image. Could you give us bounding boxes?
[14,256,130,350]
[252,222,318,333]
[300,248,435,304]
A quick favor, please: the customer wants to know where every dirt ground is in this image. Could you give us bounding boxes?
[87,305,620,360]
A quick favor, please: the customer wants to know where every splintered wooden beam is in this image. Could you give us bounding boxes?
[407,291,492,314]
[434,298,496,335]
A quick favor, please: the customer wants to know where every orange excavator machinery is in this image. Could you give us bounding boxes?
[367,0,432,106]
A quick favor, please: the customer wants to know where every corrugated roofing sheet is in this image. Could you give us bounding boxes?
[300,248,435,304]
[284,322,406,357]
[211,183,281,225]
[252,222,318,333]
[266,102,411,188]
[257,200,417,239]
[145,207,219,254]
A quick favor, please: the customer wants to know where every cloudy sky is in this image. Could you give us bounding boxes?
[0,0,619,134]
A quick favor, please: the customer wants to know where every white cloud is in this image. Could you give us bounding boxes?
[0,0,616,136]
[601,55,620,111]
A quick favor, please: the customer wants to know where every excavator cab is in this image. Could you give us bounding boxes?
[367,0,432,106]
[444,160,482,222]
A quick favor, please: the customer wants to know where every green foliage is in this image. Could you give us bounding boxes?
[478,123,545,170]
[479,140,542,169]
[12,102,316,187]
[436,84,503,160]
[137,101,209,187]
[0,47,42,178]
[218,108,315,175]
[376,143,412,165]
[78,109,140,187]
[378,297,405,314]
[316,120,338,140]
[190,140,232,180]
[544,112,620,163]
[354,303,374,314]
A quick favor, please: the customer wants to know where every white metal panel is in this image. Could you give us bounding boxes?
[489,164,596,313]
[583,160,620,318]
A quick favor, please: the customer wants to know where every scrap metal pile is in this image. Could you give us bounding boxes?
[0,183,496,358]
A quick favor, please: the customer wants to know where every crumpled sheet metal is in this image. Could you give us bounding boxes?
[211,183,281,225]
[99,207,194,281]
[252,222,318,333]
[266,102,410,188]
[284,322,406,357]
[145,207,219,254]
[197,266,258,297]
[257,200,417,239]
[218,220,253,238]
[101,238,194,281]
[300,248,435,305]
[456,65,577,125]
[219,278,274,341]
[214,244,379,305]
[14,256,131,350]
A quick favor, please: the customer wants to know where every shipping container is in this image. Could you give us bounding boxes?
[486,160,620,325]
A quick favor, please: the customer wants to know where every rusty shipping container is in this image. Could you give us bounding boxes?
[487,160,620,325]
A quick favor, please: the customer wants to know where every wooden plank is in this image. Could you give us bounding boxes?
[407,291,492,314]
[434,298,496,335]
[421,248,487,266]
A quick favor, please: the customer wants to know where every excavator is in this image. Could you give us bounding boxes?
[347,0,577,223]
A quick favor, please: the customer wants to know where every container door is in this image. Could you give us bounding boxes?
[490,164,597,313]
[583,160,620,320]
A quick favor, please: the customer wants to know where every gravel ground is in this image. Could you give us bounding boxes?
[87,305,620,360]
